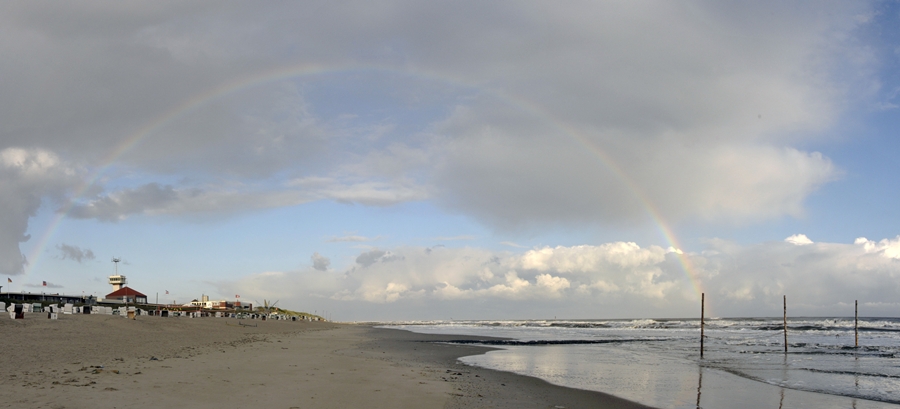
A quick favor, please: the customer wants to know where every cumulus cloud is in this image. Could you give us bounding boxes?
[209,236,900,320]
[0,148,80,275]
[518,243,669,272]
[855,236,900,259]
[785,234,814,245]
[311,252,330,271]
[697,236,900,315]
[55,243,96,263]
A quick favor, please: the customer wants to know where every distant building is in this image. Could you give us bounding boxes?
[187,299,251,310]
[105,287,148,304]
[2,292,94,305]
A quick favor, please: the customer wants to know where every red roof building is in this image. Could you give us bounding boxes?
[105,287,148,304]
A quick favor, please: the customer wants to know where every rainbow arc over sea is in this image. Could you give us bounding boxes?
[24,62,705,302]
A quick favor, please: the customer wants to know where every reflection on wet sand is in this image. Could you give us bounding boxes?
[459,343,897,409]
[696,366,703,408]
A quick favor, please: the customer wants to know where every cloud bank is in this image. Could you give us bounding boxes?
[0,1,880,228]
[214,235,900,320]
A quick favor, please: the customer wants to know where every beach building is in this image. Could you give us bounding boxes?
[105,287,148,304]
[187,298,251,310]
[1,291,94,305]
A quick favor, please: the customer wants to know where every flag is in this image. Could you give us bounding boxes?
[42,281,47,287]
[235,294,240,298]
[165,290,169,294]
[6,278,10,283]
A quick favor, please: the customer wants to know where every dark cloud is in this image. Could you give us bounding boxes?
[69,183,181,221]
[311,252,331,271]
[356,250,386,268]
[0,148,80,275]
[55,243,96,263]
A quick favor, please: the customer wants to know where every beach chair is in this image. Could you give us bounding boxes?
[63,303,73,314]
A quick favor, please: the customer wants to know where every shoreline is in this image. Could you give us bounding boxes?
[357,326,657,409]
[0,314,654,408]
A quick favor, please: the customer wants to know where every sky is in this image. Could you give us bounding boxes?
[2,1,900,321]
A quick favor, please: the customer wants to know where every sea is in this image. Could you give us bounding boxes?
[379,317,900,409]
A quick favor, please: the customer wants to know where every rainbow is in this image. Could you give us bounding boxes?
[23,63,704,300]
[487,90,705,299]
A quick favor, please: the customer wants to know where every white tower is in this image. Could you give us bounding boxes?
[109,275,127,291]
[109,257,126,291]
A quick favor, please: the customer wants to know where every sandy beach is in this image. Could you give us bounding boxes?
[0,314,653,409]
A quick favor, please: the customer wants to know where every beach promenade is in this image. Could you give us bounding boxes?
[0,314,652,408]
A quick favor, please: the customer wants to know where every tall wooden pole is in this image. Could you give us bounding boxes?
[783,295,788,354]
[855,300,859,348]
[700,293,705,358]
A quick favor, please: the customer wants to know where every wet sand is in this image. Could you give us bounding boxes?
[0,313,654,408]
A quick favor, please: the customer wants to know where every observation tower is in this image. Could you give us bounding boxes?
[109,257,126,291]
[109,275,127,292]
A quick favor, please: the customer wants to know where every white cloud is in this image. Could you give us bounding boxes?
[519,243,668,272]
[208,235,900,320]
[855,236,900,259]
[785,234,814,245]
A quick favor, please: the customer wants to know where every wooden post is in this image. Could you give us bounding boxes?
[855,300,859,348]
[783,295,788,354]
[700,293,705,358]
